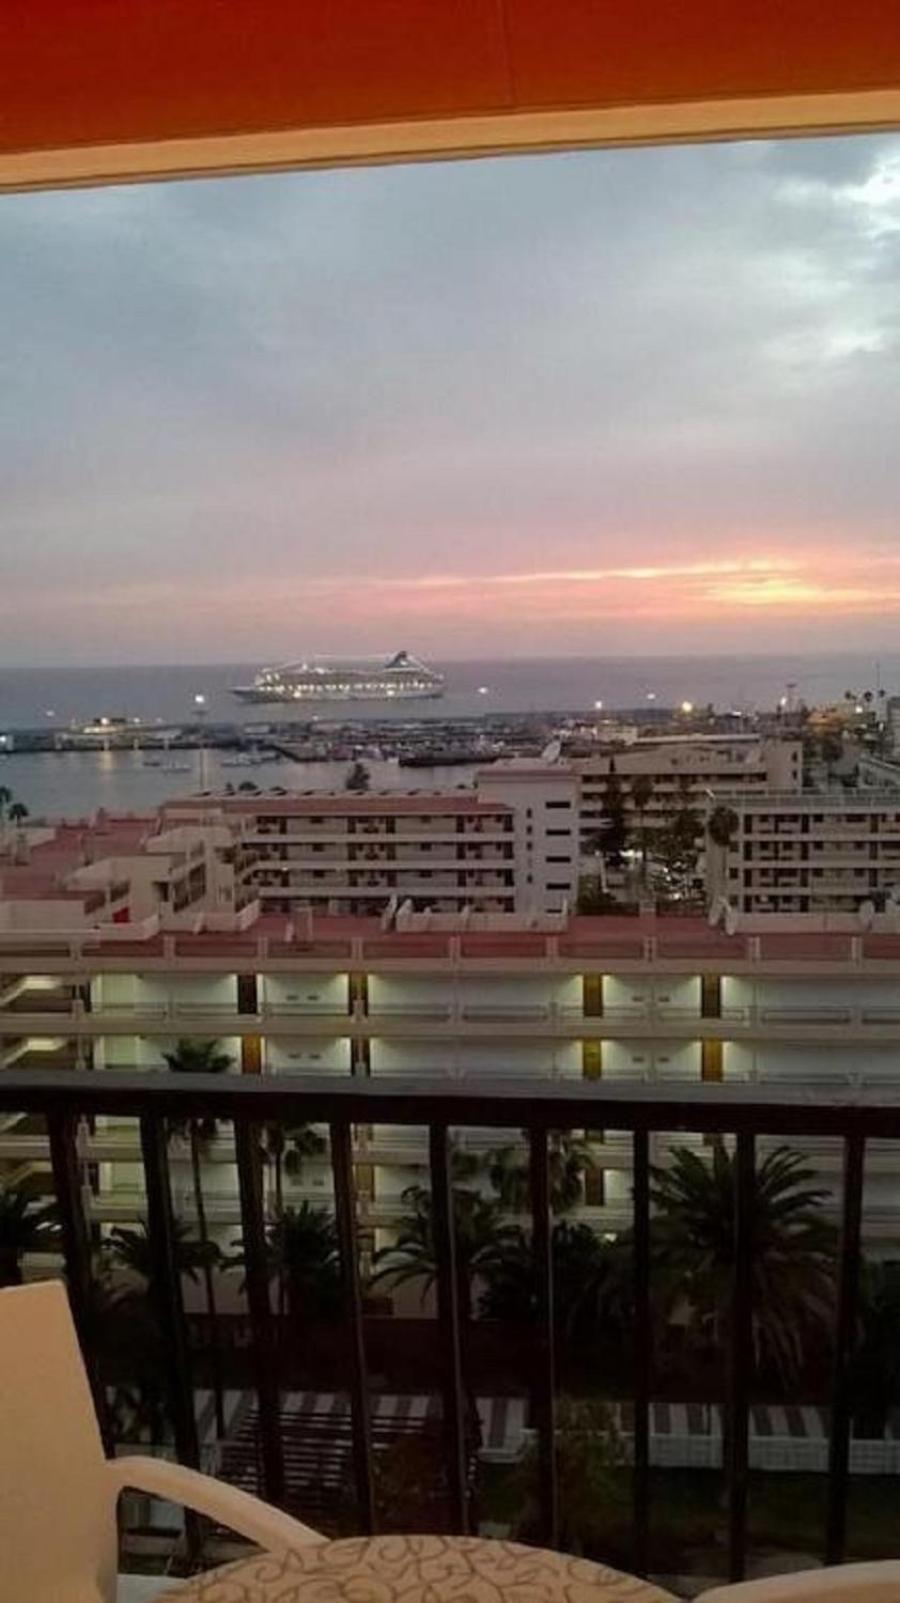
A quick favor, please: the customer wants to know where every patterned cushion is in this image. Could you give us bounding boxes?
[160,1535,674,1603]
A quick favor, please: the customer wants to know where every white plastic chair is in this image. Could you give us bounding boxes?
[700,1562,900,1600]
[0,1280,324,1603]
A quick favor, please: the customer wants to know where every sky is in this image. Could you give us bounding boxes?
[3,134,900,665]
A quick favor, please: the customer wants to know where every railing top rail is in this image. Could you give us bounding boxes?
[4,1069,900,1136]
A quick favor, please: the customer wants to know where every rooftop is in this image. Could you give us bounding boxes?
[167,794,511,816]
[1,905,899,965]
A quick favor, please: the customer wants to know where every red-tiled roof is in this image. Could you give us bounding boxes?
[168,794,510,816]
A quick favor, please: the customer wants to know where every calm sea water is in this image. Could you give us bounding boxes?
[0,751,480,819]
[4,655,899,727]
[1,654,897,818]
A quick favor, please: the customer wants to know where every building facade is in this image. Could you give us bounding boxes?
[707,790,900,916]
[169,765,579,918]
[577,737,802,857]
[4,813,900,1249]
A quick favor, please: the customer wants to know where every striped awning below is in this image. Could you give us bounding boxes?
[611,1401,833,1441]
[191,1389,900,1465]
[194,1390,529,1462]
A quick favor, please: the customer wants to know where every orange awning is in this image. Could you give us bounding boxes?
[3,1,900,190]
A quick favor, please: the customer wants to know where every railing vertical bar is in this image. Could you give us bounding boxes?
[330,1120,376,1533]
[530,1126,558,1549]
[429,1123,469,1533]
[632,1129,651,1576]
[234,1118,285,1508]
[825,1132,866,1566]
[47,1109,112,1451]
[727,1130,755,1583]
[139,1114,201,1473]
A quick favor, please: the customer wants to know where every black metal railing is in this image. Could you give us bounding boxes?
[1,1070,898,1582]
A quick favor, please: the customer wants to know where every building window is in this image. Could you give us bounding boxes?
[545,800,572,810]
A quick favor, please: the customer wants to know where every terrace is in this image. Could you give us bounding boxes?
[2,1068,899,1598]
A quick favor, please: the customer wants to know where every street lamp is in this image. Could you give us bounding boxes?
[193,694,209,788]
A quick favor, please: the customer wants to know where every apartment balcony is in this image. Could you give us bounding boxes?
[11,992,900,1046]
[10,923,900,979]
[2,1066,898,1590]
[248,828,514,847]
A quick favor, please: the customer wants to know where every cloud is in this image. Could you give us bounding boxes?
[3,136,900,662]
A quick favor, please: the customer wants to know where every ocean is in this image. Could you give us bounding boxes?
[0,654,896,818]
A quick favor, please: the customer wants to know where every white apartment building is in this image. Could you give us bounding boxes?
[0,813,252,934]
[169,765,579,918]
[4,809,900,1250]
[475,761,578,914]
[707,790,900,916]
[577,737,802,856]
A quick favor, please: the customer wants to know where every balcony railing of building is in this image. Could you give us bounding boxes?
[8,931,900,972]
[0,1070,896,1585]
[12,994,900,1038]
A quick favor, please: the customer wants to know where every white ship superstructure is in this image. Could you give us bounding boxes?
[231,650,443,704]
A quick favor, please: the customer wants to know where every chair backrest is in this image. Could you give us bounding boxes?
[700,1561,900,1601]
[0,1280,117,1603]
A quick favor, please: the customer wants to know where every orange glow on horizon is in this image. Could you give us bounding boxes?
[4,551,900,648]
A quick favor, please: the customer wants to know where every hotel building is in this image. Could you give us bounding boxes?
[706,790,900,916]
[166,762,580,919]
[4,809,900,1252]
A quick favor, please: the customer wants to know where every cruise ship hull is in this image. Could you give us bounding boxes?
[232,684,444,704]
[231,650,444,705]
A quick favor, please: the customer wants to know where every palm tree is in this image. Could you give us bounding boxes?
[345,761,370,793]
[86,1258,175,1445]
[163,1039,232,1435]
[0,1184,55,1285]
[649,1141,836,1383]
[107,1218,221,1285]
[106,1219,224,1438]
[7,801,28,824]
[373,1179,516,1501]
[372,1181,518,1324]
[599,766,627,866]
[259,1121,327,1221]
[258,1121,328,1318]
[656,807,703,896]
[479,1218,628,1346]
[484,1131,595,1216]
[630,775,654,887]
[0,785,11,824]
[262,1201,343,1323]
[708,804,739,850]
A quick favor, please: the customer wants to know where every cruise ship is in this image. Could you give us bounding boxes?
[231,650,444,705]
